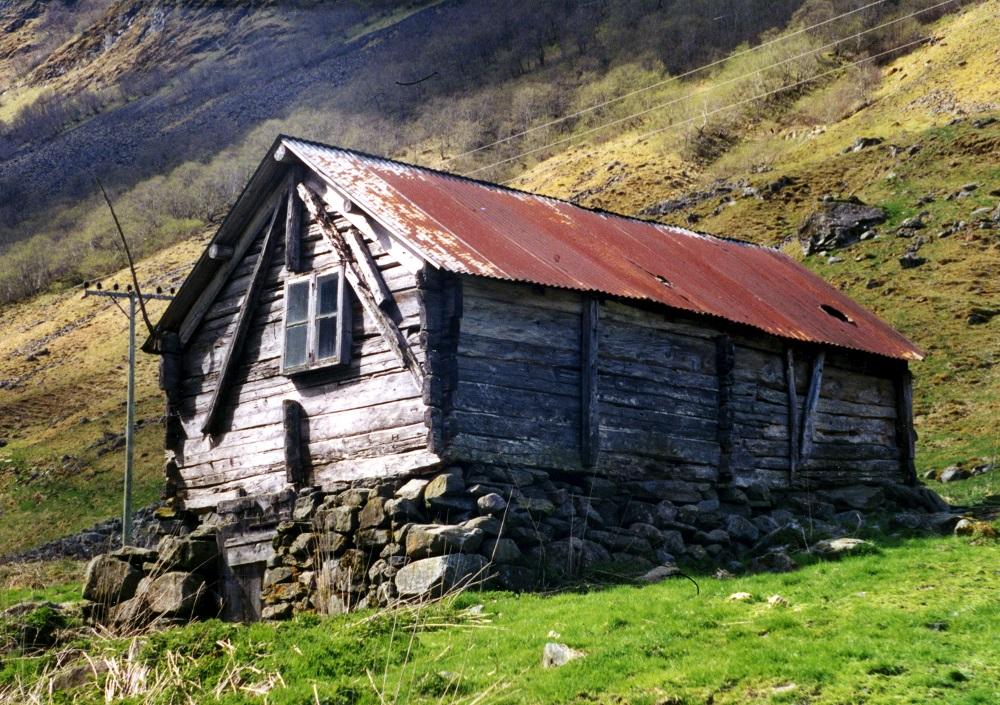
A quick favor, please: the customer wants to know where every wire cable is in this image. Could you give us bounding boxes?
[470,0,953,178]
[497,34,930,184]
[435,0,894,166]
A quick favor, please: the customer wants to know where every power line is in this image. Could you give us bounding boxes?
[435,0,893,167]
[470,0,953,181]
[625,35,931,147]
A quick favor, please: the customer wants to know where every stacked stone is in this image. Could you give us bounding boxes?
[81,526,219,627]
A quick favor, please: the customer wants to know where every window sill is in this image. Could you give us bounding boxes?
[282,358,346,377]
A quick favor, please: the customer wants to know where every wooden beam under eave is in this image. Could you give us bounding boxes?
[201,204,282,435]
[785,347,799,484]
[799,350,826,463]
[581,296,600,467]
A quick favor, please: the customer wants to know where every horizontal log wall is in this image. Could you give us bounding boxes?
[446,276,906,492]
[728,337,901,489]
[174,210,436,511]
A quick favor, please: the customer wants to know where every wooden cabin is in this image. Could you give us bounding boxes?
[145,136,923,617]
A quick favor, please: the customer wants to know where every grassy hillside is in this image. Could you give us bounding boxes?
[0,1,997,556]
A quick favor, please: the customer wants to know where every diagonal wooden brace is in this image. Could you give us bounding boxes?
[297,183,424,388]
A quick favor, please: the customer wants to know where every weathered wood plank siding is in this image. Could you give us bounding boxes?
[446,277,904,490]
[173,207,436,510]
[728,339,901,489]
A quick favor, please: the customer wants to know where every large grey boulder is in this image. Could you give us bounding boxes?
[798,199,887,254]
[144,572,206,616]
[157,535,218,573]
[394,554,489,597]
[405,524,483,559]
[82,555,143,606]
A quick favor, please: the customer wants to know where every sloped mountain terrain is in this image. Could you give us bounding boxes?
[0,0,997,554]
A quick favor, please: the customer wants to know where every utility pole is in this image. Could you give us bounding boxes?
[84,286,173,546]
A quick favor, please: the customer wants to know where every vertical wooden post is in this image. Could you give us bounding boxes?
[715,335,735,482]
[895,367,917,485]
[784,347,799,485]
[283,399,305,486]
[799,350,825,463]
[581,297,600,467]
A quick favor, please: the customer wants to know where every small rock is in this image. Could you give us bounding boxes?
[481,538,521,564]
[811,537,878,558]
[899,252,926,269]
[767,594,788,608]
[638,564,680,583]
[921,469,938,481]
[940,466,970,483]
[542,642,585,668]
[477,493,507,515]
[396,478,430,501]
[423,472,465,506]
[727,592,753,602]
[750,549,798,574]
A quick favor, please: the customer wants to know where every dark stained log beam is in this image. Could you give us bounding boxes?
[284,167,303,273]
[581,296,600,467]
[283,399,306,486]
[784,347,799,484]
[208,244,234,261]
[895,366,917,485]
[715,334,735,482]
[799,350,826,463]
[201,203,282,435]
[297,183,424,388]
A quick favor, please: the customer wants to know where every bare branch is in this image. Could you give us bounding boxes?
[95,178,155,336]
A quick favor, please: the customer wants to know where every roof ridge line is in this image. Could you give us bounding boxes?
[277,134,773,251]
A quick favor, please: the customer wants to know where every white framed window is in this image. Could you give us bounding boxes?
[282,267,351,374]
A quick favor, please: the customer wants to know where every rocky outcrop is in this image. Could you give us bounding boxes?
[798,199,887,254]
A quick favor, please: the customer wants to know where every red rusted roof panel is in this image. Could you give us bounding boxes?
[285,137,923,361]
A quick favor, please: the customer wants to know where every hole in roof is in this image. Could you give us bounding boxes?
[820,304,854,324]
[654,274,673,288]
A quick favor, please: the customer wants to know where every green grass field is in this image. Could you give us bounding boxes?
[2,521,998,704]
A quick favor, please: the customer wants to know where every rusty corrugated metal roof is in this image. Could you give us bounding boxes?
[282,136,922,361]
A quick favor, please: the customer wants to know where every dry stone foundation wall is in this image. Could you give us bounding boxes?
[258,463,950,619]
[79,463,952,624]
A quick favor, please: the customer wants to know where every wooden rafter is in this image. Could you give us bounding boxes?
[201,203,282,435]
[297,183,424,387]
[798,350,826,463]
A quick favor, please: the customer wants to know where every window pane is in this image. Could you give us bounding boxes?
[286,281,309,324]
[317,273,339,316]
[284,324,308,368]
[316,315,338,360]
